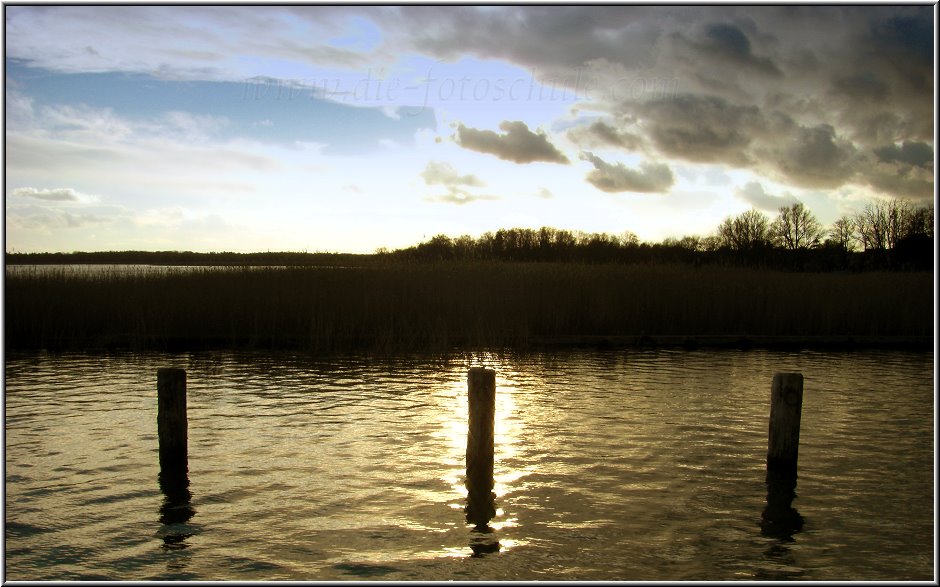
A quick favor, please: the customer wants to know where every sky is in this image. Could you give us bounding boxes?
[3,5,936,253]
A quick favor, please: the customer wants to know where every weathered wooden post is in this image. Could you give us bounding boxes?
[767,372,803,477]
[157,368,188,476]
[466,366,496,528]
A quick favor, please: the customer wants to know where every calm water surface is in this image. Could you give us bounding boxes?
[4,348,934,580]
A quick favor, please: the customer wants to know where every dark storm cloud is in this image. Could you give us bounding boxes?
[766,124,859,188]
[830,72,890,103]
[834,10,934,144]
[874,141,934,169]
[863,139,934,200]
[455,121,569,164]
[396,5,667,82]
[686,22,782,77]
[634,94,766,165]
[580,152,674,193]
[863,167,935,200]
[868,14,934,68]
[388,5,933,198]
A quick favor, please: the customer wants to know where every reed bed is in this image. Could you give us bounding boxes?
[4,262,933,352]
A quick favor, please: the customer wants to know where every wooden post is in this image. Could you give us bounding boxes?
[466,367,496,528]
[767,372,803,476]
[157,368,188,476]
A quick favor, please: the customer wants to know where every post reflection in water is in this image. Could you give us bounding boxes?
[758,469,806,579]
[465,483,497,530]
[469,524,501,557]
[761,469,804,541]
[158,469,196,550]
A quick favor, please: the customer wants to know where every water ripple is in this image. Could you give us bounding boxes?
[4,348,933,580]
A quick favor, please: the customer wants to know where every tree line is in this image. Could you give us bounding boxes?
[7,199,932,272]
[385,199,934,271]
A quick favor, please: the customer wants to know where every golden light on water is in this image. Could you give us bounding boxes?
[432,356,534,555]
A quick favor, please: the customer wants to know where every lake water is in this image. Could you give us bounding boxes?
[3,348,934,580]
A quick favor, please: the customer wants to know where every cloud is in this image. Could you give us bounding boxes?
[858,138,935,198]
[830,72,890,103]
[580,152,674,193]
[735,181,799,212]
[421,161,485,188]
[867,14,934,70]
[873,141,933,168]
[567,120,644,151]
[5,5,934,207]
[861,160,935,200]
[389,6,933,198]
[421,161,494,205]
[634,94,766,165]
[689,22,782,77]
[425,189,500,205]
[767,123,859,188]
[7,208,114,230]
[5,6,378,80]
[12,187,100,203]
[455,121,569,164]
[398,6,665,82]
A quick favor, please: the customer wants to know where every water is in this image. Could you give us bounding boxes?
[4,348,934,580]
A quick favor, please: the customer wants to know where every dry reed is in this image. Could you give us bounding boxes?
[4,262,932,352]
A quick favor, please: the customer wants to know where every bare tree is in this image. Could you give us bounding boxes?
[678,235,703,252]
[885,199,915,249]
[905,203,934,239]
[701,234,722,252]
[828,215,857,252]
[716,209,771,250]
[854,201,890,250]
[621,230,640,247]
[772,203,825,250]
[854,199,930,250]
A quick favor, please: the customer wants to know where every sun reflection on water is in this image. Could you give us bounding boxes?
[430,354,534,556]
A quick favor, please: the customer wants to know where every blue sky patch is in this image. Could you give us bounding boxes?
[8,59,436,154]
